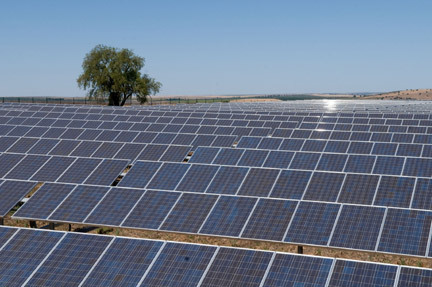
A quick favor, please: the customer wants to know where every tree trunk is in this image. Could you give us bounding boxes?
[120,94,131,106]
[108,92,120,106]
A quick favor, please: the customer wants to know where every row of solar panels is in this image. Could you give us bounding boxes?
[4,100,432,113]
[11,183,432,258]
[2,226,431,287]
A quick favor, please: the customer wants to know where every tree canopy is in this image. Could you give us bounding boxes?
[77,45,161,106]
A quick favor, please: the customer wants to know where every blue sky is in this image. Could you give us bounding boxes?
[0,0,431,97]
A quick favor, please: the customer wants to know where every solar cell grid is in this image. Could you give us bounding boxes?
[201,247,272,287]
[6,137,38,153]
[286,201,340,245]
[344,155,376,173]
[117,161,162,188]
[70,141,102,157]
[30,156,75,182]
[237,149,269,167]
[5,154,49,180]
[92,142,124,158]
[338,174,380,205]
[48,139,81,156]
[264,254,333,287]
[147,162,190,190]
[316,153,347,172]
[84,159,129,186]
[289,152,321,170]
[176,164,219,193]
[374,176,415,208]
[58,157,102,184]
[236,136,261,149]
[159,145,191,162]
[238,168,280,197]
[0,180,37,217]
[189,147,220,164]
[330,205,385,251]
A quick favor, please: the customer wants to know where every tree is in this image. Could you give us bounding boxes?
[77,45,162,106]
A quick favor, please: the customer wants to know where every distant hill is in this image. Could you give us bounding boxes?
[362,89,432,100]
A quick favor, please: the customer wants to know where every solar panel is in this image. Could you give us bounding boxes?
[200,196,257,237]
[49,185,110,223]
[303,172,345,202]
[378,208,432,256]
[122,190,181,229]
[241,198,297,241]
[289,152,320,170]
[84,159,128,186]
[316,153,347,172]
[301,139,326,152]
[206,166,249,195]
[237,136,261,149]
[262,150,294,169]
[372,142,398,155]
[344,155,376,173]
[212,148,244,165]
[92,142,124,158]
[373,156,404,175]
[338,174,380,205]
[412,178,432,210]
[159,145,191,162]
[0,228,64,286]
[324,140,350,153]
[201,247,272,287]
[133,131,158,143]
[263,254,332,287]
[152,132,176,144]
[26,233,112,286]
[258,137,283,150]
[6,137,38,153]
[81,237,163,286]
[140,242,216,286]
[0,136,18,152]
[189,147,220,164]
[279,139,304,151]
[13,183,76,220]
[113,142,146,161]
[147,162,190,190]
[0,226,18,247]
[286,201,340,245]
[330,205,385,250]
[117,161,162,188]
[403,158,432,177]
[85,187,145,226]
[237,149,269,167]
[4,155,49,180]
[270,170,311,199]
[374,176,415,208]
[0,180,36,217]
[238,168,280,197]
[27,138,59,154]
[77,129,102,140]
[398,267,432,287]
[0,153,24,178]
[58,158,102,184]
[328,260,397,287]
[397,143,422,157]
[48,139,81,156]
[160,193,218,233]
[176,164,219,193]
[70,141,102,157]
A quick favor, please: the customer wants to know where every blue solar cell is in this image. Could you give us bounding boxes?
[289,152,320,170]
[171,133,196,145]
[372,143,398,155]
[0,180,37,217]
[0,137,19,152]
[270,170,311,199]
[113,131,139,142]
[42,127,67,138]
[330,131,351,141]
[316,153,348,172]
[147,162,190,190]
[27,139,59,155]
[238,168,280,197]
[264,254,332,287]
[374,176,415,208]
[237,149,269,167]
[122,190,181,229]
[206,166,249,195]
[200,196,257,237]
[0,226,17,248]
[152,132,176,144]
[5,155,50,180]
[303,172,345,202]
[398,267,432,286]
[272,128,293,138]
[263,151,294,169]
[338,174,379,205]
[191,134,216,149]
[133,131,158,143]
[279,138,304,151]
[77,129,103,140]
[241,199,297,241]
[286,201,340,245]
[13,183,76,220]
[176,164,219,193]
[403,158,432,177]
[412,178,432,210]
[27,233,112,287]
[69,141,102,157]
[0,153,25,177]
[329,260,397,287]
[324,140,350,153]
[212,148,244,165]
[201,247,272,287]
[6,137,38,153]
[48,139,81,156]
[291,129,312,139]
[49,185,109,223]
[330,205,385,250]
[378,209,432,256]
[159,145,192,162]
[211,135,236,147]
[344,155,376,173]
[161,193,218,233]
[301,140,326,152]
[136,144,168,161]
[85,187,145,226]
[141,242,216,287]
[84,159,128,186]
[92,142,124,158]
[397,143,423,157]
[82,238,163,287]
[113,143,146,161]
[237,136,261,149]
[58,158,102,184]
[0,229,64,287]
[258,137,283,150]
[189,147,220,164]
[373,156,404,175]
[392,133,414,143]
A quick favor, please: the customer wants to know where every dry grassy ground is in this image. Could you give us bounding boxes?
[363,89,432,100]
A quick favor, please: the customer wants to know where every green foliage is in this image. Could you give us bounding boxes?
[77,45,162,106]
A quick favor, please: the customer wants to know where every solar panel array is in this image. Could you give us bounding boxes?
[3,100,432,262]
[2,226,432,287]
